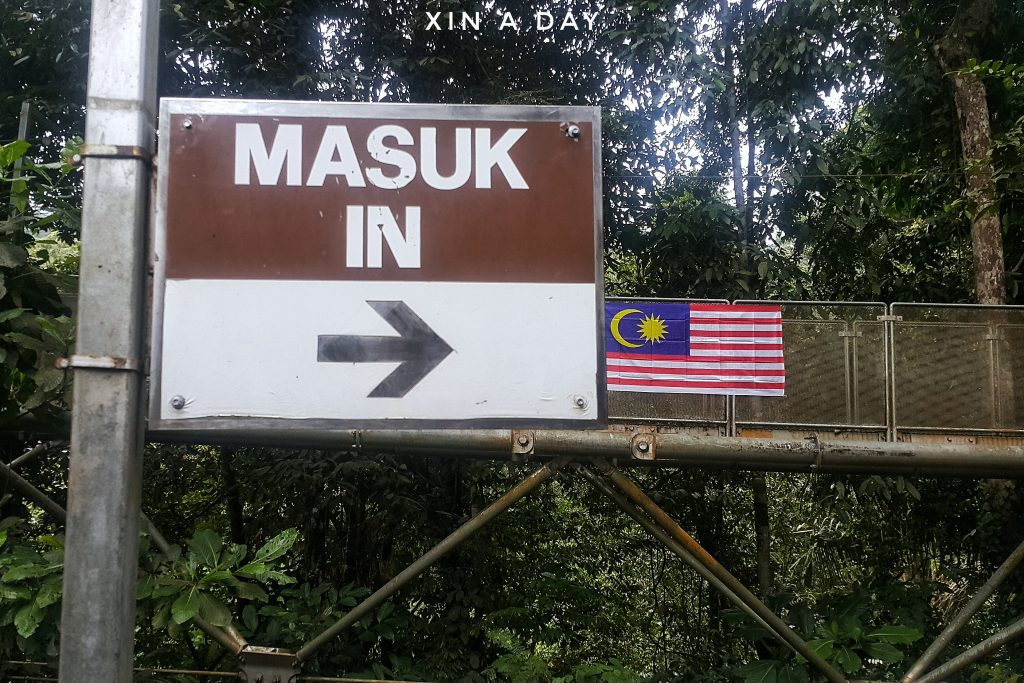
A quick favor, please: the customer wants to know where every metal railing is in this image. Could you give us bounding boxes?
[607,299,1024,439]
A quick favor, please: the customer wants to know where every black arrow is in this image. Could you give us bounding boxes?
[317,301,454,398]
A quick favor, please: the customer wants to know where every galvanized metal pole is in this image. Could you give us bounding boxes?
[295,460,562,663]
[902,538,1024,682]
[574,465,788,650]
[600,463,849,683]
[913,614,1024,683]
[57,1,157,681]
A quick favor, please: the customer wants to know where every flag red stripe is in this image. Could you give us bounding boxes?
[688,304,782,313]
[690,329,783,338]
[608,365,786,377]
[608,377,786,390]
[608,351,783,362]
[688,316,782,325]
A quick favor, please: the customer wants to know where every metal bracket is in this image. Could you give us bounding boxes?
[630,432,656,460]
[238,646,299,683]
[876,314,903,322]
[56,354,141,372]
[838,330,862,338]
[71,144,152,166]
[512,430,535,456]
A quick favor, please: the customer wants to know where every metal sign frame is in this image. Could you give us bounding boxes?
[148,98,607,435]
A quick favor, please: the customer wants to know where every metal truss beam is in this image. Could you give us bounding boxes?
[151,428,1024,477]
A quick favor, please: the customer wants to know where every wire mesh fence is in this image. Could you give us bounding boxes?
[892,304,1024,432]
[607,299,1024,437]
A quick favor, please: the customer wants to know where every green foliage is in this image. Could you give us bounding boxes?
[137,528,298,636]
[0,517,63,657]
[0,139,78,429]
[728,588,923,681]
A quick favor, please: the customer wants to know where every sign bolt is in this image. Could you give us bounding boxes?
[517,434,530,447]
[573,395,588,409]
[565,124,581,140]
[182,119,193,130]
[636,440,650,453]
[170,395,186,410]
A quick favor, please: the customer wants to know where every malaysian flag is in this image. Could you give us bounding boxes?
[605,302,785,396]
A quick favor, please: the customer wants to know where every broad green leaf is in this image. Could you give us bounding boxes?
[2,562,56,583]
[0,243,28,268]
[35,579,61,608]
[199,569,236,586]
[0,140,29,167]
[0,308,26,324]
[253,528,298,563]
[264,570,296,585]
[0,530,6,548]
[236,561,268,580]
[136,575,155,600]
[198,592,233,627]
[171,586,201,624]
[807,638,834,659]
[242,603,258,631]
[234,581,268,602]
[188,529,223,567]
[834,647,862,674]
[863,641,903,664]
[152,602,171,630]
[0,584,33,601]
[14,601,43,638]
[776,665,809,683]
[734,660,779,683]
[867,625,922,644]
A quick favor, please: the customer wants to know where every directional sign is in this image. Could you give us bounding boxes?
[316,301,454,398]
[149,99,605,432]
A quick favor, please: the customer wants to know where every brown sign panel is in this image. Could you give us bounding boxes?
[150,99,605,435]
[163,110,597,283]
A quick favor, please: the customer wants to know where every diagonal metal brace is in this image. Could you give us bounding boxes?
[596,461,849,683]
[294,458,568,663]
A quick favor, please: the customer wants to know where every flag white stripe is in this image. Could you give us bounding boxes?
[689,336,783,344]
[608,384,785,396]
[610,359,785,370]
[609,371,786,383]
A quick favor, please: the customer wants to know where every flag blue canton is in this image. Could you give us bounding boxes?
[604,302,690,355]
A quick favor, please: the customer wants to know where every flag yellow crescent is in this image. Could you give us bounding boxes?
[610,308,644,348]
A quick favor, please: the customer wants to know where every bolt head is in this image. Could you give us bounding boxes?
[566,124,581,139]
[574,396,587,408]
[636,441,650,452]
[182,119,193,129]
[517,435,530,446]
[170,395,186,410]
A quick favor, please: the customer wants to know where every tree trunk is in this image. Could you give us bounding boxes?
[219,447,245,545]
[721,0,745,218]
[752,474,772,597]
[936,0,1005,304]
